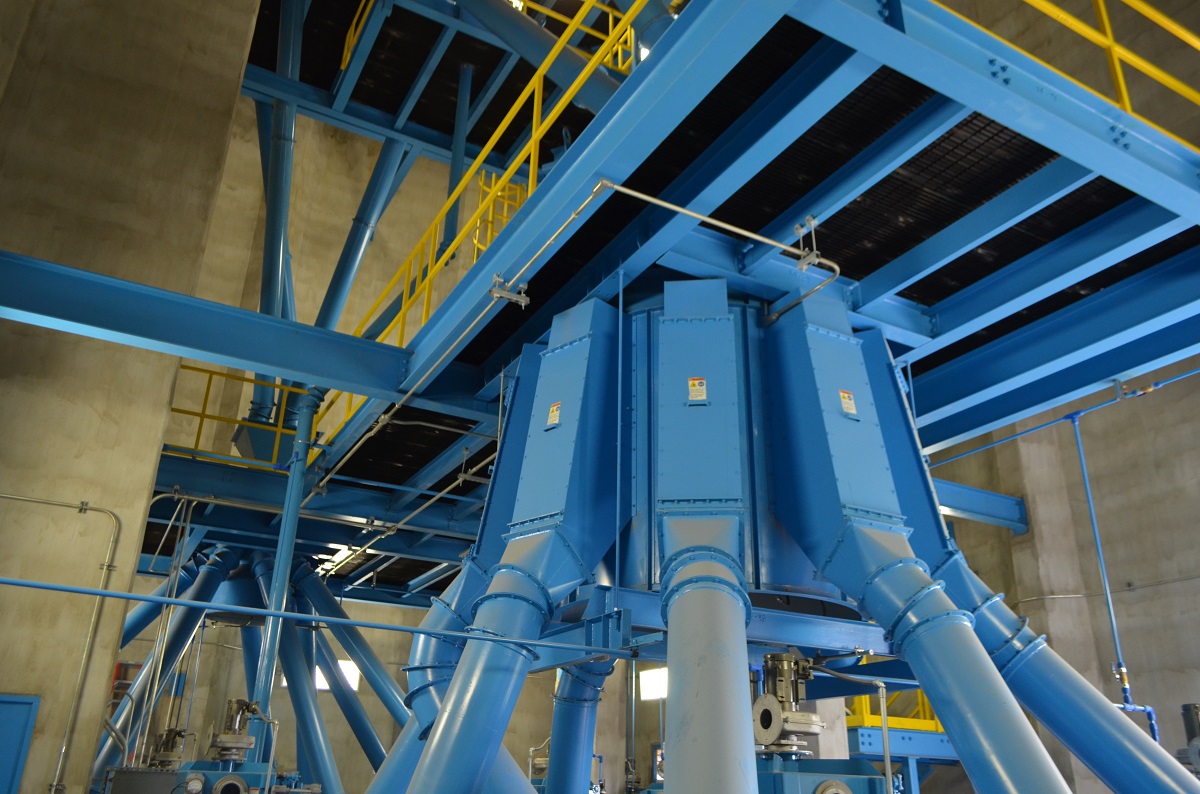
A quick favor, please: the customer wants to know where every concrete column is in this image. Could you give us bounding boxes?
[0,3,257,792]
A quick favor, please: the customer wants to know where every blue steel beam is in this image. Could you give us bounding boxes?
[920,312,1200,452]
[914,246,1200,427]
[787,0,1200,224]
[402,0,800,390]
[386,419,497,513]
[0,251,412,401]
[743,93,970,271]
[902,199,1190,366]
[467,51,520,131]
[441,63,473,252]
[853,158,1095,312]
[392,27,456,131]
[393,0,508,48]
[331,0,394,112]
[931,479,1027,535]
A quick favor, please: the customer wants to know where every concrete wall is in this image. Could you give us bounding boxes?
[929,353,1200,791]
[0,3,258,793]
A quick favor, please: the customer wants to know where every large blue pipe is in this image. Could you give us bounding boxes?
[767,295,1071,794]
[280,621,345,794]
[120,559,199,648]
[407,300,618,793]
[453,0,620,115]
[315,138,408,330]
[292,563,411,727]
[543,659,614,793]
[314,628,387,770]
[253,388,321,727]
[857,330,1200,794]
[92,548,238,784]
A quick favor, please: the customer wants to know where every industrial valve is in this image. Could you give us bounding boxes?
[208,699,258,763]
[752,652,825,758]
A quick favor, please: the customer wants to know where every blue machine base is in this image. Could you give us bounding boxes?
[638,757,889,793]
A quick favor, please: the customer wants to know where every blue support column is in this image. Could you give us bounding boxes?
[314,628,387,770]
[295,598,317,785]
[280,621,346,794]
[407,300,619,794]
[120,560,199,648]
[439,64,473,257]
[765,294,1070,793]
[331,0,392,112]
[252,388,322,739]
[543,660,615,793]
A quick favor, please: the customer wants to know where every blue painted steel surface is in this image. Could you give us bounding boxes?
[849,728,955,762]
[393,27,457,132]
[860,329,1200,792]
[241,625,263,701]
[765,295,1070,793]
[755,757,888,794]
[914,246,1200,427]
[0,695,39,794]
[930,479,1026,535]
[120,560,199,648]
[0,251,412,400]
[543,659,614,793]
[314,629,387,770]
[745,94,970,271]
[852,158,1095,311]
[331,0,393,111]
[441,63,473,254]
[788,0,1200,223]
[280,622,345,794]
[92,548,239,785]
[408,299,619,793]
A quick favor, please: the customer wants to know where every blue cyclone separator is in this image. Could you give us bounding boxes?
[857,330,1200,794]
[543,659,615,793]
[406,299,620,793]
[91,547,239,787]
[765,293,1071,794]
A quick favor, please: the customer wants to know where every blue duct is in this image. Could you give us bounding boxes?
[407,299,619,793]
[241,625,263,701]
[766,295,1071,794]
[453,0,620,115]
[543,659,614,793]
[92,547,239,784]
[857,329,1200,794]
[292,562,412,727]
[120,559,199,648]
[280,620,345,794]
[314,628,387,771]
[367,349,544,794]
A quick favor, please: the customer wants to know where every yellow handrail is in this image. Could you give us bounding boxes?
[932,0,1200,151]
[342,0,376,70]
[845,690,945,733]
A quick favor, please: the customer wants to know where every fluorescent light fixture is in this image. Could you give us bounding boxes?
[639,666,668,700]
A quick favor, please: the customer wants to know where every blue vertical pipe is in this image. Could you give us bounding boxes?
[241,625,263,700]
[439,64,473,258]
[92,548,238,782]
[120,560,199,648]
[856,330,1198,793]
[253,389,321,727]
[314,628,387,770]
[280,621,346,794]
[292,563,411,727]
[544,660,614,794]
[296,598,317,785]
[315,138,408,330]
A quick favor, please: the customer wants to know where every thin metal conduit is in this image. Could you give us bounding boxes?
[0,492,122,793]
[811,665,891,786]
[0,574,632,660]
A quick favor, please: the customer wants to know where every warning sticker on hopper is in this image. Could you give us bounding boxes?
[547,401,561,427]
[839,390,857,415]
[688,377,707,402]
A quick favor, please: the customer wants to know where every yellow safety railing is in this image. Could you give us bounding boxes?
[932,0,1200,151]
[342,0,377,70]
[313,0,649,455]
[164,364,304,472]
[515,0,637,75]
[846,689,945,733]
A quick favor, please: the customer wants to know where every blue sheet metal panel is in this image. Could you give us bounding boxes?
[932,479,1027,535]
[850,727,957,762]
[914,246,1200,426]
[853,158,1094,311]
[919,313,1200,452]
[0,251,412,401]
[0,695,38,794]
[757,758,890,794]
[744,94,970,271]
[655,281,742,504]
[787,0,1200,224]
[402,0,797,391]
[903,199,1189,366]
[621,310,655,589]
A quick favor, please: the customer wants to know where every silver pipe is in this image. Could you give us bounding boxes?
[812,665,891,786]
[102,716,127,761]
[0,492,122,793]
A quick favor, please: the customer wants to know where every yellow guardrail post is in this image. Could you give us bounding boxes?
[1092,0,1133,111]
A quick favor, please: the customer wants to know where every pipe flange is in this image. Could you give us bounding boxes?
[212,775,248,794]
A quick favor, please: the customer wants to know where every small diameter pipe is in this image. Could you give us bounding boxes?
[813,665,891,785]
[0,492,121,794]
[544,659,615,793]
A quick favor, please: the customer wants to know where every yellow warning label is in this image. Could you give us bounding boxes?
[688,377,707,402]
[547,401,562,426]
[839,389,857,415]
